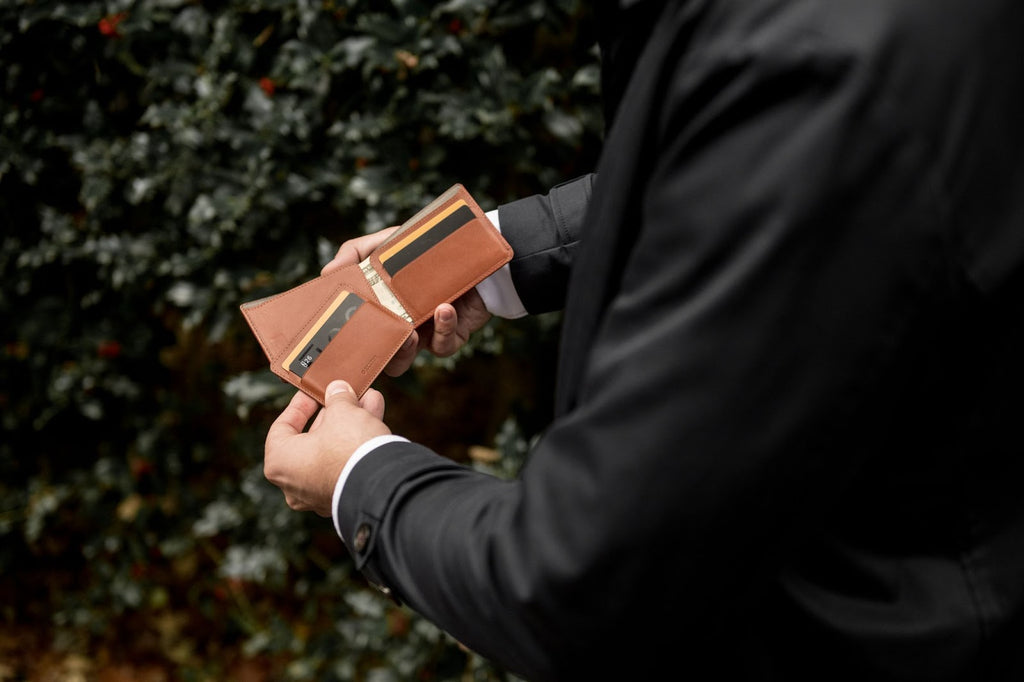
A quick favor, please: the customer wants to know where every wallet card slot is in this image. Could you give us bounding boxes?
[298,301,412,402]
[243,264,378,366]
[373,216,512,325]
[240,184,512,404]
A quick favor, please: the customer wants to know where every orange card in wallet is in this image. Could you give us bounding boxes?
[240,184,513,403]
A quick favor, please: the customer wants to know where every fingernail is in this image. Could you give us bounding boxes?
[326,380,351,397]
[438,308,454,323]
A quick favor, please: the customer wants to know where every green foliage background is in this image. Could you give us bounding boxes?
[0,0,602,678]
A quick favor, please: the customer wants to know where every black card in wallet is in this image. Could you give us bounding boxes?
[240,184,513,403]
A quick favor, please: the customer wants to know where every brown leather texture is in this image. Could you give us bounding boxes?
[366,184,512,325]
[298,301,412,400]
[375,216,514,325]
[240,264,377,365]
[240,184,512,403]
[240,263,401,401]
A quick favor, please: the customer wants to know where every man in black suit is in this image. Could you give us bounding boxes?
[264,1,1024,679]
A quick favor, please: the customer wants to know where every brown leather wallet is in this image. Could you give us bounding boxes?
[240,184,513,403]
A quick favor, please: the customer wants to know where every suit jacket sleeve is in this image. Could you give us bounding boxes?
[335,3,1024,680]
[496,174,594,313]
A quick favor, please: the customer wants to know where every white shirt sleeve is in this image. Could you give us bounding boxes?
[474,209,528,319]
[331,434,410,541]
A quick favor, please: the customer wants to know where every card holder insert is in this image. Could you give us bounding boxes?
[368,216,510,325]
[296,301,412,400]
[261,271,377,367]
[240,183,513,404]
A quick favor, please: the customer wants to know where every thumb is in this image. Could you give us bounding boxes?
[324,380,358,407]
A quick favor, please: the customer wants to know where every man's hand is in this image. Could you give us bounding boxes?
[322,230,493,376]
[264,381,390,517]
[319,227,399,276]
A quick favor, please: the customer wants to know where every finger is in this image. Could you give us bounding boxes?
[321,227,400,276]
[284,493,309,512]
[359,388,386,420]
[324,380,359,407]
[429,303,461,357]
[454,288,491,333]
[266,390,320,446]
[383,331,420,377]
[320,239,361,275]
[308,406,327,431]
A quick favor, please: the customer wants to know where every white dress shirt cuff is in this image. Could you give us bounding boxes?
[475,209,528,319]
[331,434,410,541]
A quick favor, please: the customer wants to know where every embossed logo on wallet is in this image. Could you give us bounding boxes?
[360,355,378,375]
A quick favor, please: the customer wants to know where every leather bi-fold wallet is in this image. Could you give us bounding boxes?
[240,184,513,403]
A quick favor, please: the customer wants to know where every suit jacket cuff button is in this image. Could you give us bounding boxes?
[353,523,371,553]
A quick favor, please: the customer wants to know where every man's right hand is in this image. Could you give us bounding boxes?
[321,229,493,377]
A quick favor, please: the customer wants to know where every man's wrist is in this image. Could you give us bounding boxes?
[332,434,410,541]
[475,209,528,319]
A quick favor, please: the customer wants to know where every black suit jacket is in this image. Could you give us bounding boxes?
[336,1,1024,679]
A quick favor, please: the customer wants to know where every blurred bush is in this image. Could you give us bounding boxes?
[0,0,601,679]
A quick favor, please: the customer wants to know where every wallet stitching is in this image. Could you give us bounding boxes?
[242,185,510,402]
[367,192,471,274]
[299,305,412,401]
[274,291,340,367]
[435,251,512,319]
[346,329,407,397]
[362,321,414,394]
[387,219,513,325]
[254,274,365,367]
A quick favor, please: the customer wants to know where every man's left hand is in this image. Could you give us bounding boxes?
[264,381,390,517]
